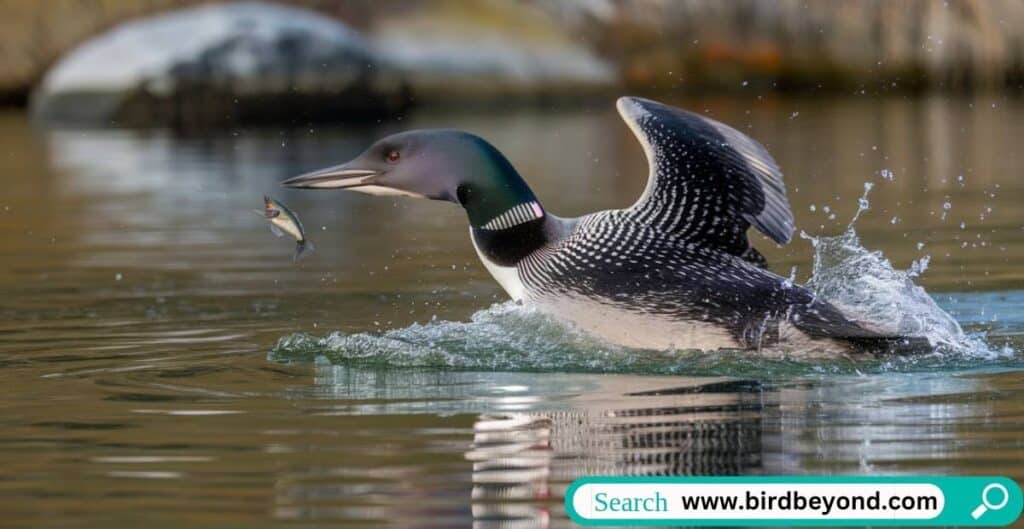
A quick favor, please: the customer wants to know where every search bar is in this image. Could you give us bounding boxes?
[565,476,1023,526]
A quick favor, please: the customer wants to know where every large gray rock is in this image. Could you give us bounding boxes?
[31,2,408,127]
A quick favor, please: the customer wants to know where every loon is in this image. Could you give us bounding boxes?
[282,97,923,355]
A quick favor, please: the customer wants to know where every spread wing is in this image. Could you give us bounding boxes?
[617,97,794,256]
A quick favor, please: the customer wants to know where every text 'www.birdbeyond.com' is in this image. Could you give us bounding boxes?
[566,477,1022,526]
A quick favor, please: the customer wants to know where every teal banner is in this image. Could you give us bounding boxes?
[565,476,1023,526]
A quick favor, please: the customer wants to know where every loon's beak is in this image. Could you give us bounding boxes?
[281,163,379,189]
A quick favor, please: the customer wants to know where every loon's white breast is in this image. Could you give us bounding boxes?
[470,227,525,301]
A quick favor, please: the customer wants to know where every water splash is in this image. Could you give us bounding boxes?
[271,182,1014,375]
[272,301,893,377]
[269,296,1014,376]
[803,183,1001,358]
[271,302,637,372]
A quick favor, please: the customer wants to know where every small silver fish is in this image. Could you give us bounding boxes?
[261,196,315,262]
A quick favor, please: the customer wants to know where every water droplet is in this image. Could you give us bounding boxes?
[879,168,894,180]
[114,273,123,281]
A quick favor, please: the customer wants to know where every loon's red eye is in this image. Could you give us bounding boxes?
[386,150,400,163]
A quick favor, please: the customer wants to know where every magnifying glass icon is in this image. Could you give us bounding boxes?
[971,483,1010,520]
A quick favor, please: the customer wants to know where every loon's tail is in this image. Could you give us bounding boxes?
[790,299,933,355]
[841,335,933,355]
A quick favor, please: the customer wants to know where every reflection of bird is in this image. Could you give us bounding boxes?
[464,377,768,528]
[283,96,923,354]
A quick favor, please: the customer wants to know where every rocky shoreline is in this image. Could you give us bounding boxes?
[13,0,1024,127]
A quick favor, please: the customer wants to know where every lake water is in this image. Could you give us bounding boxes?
[1,94,1022,528]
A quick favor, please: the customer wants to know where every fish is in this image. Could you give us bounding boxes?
[260,196,315,262]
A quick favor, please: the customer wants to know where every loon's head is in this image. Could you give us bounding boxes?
[281,129,540,229]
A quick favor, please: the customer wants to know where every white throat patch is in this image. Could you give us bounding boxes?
[470,228,526,301]
[481,201,544,231]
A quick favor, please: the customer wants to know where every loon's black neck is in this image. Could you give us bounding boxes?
[455,145,550,266]
[471,216,549,267]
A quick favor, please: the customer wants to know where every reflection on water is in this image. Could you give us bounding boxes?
[261,367,1017,529]
[467,378,768,527]
[0,94,1023,527]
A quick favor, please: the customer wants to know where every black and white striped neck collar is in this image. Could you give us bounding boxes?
[480,201,545,231]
